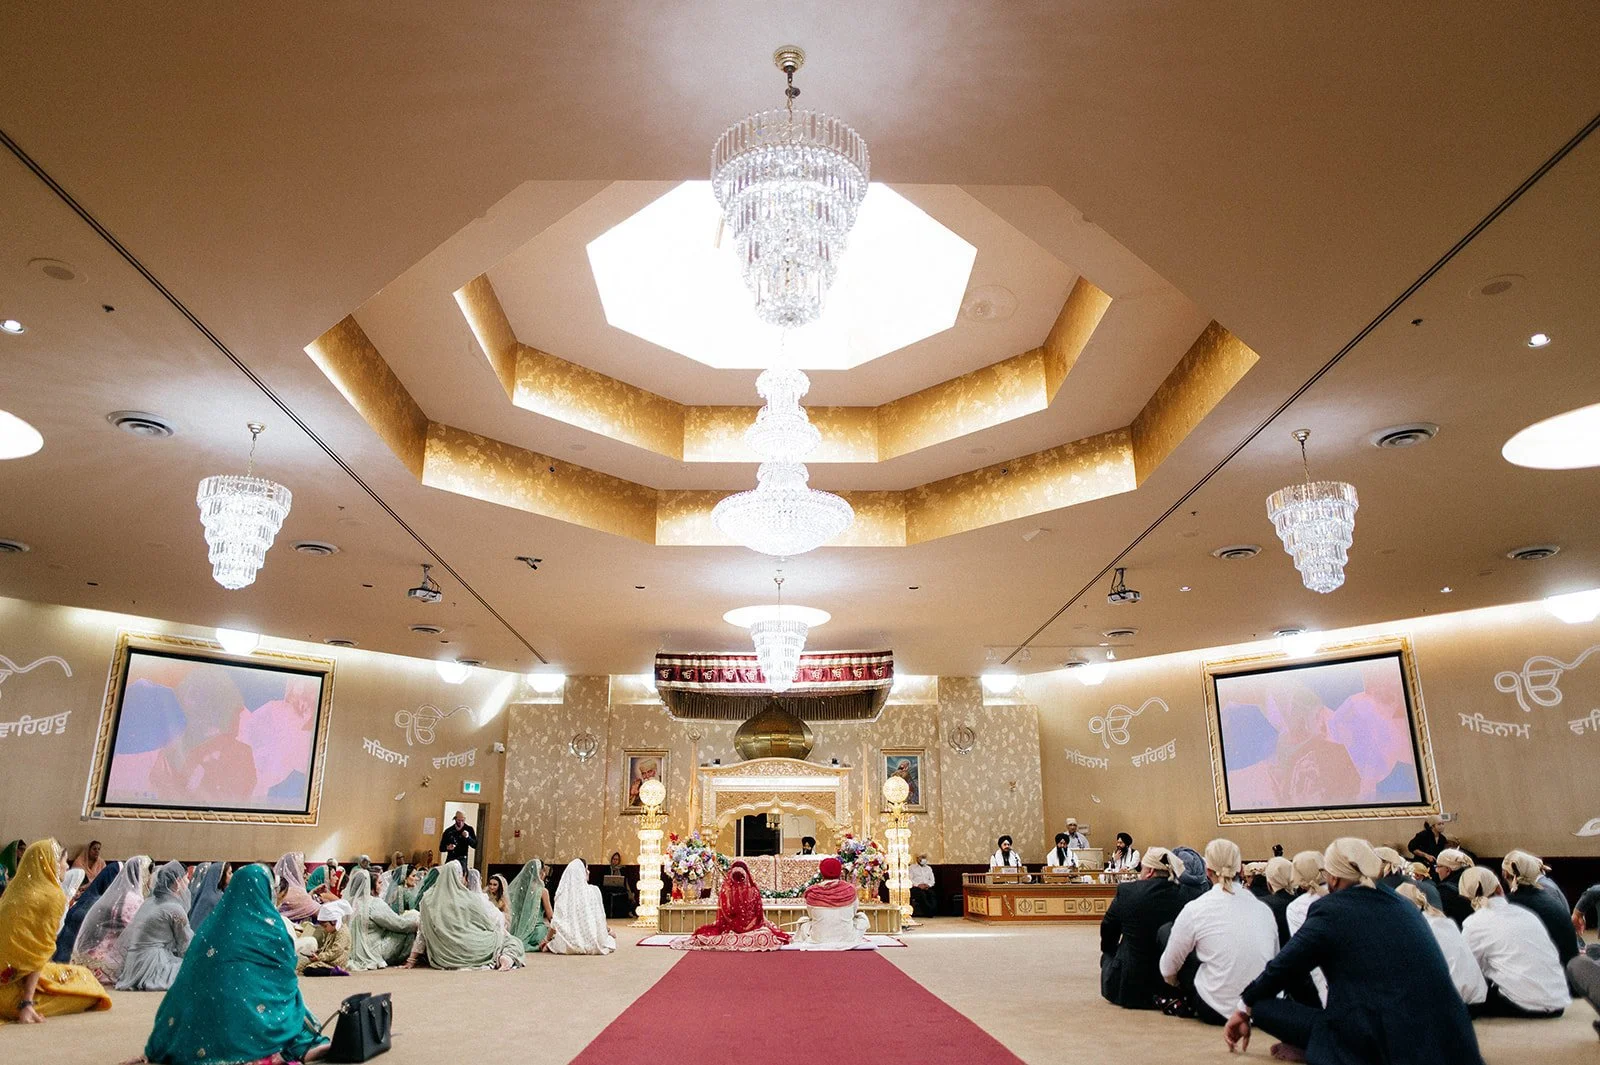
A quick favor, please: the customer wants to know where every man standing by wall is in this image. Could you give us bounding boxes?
[440,810,477,873]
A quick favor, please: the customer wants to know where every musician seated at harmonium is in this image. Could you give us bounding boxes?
[990,835,1029,880]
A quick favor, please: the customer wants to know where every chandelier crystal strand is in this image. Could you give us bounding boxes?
[710,48,869,328]
[712,460,854,557]
[196,423,293,590]
[1265,429,1358,594]
[750,575,809,692]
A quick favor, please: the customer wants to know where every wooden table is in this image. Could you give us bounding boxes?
[658,901,903,934]
[961,874,1119,922]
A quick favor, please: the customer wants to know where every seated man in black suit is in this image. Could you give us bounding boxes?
[1099,847,1191,1009]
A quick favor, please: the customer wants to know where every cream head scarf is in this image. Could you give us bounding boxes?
[1372,846,1406,877]
[1323,838,1382,888]
[1290,850,1326,895]
[1265,856,1295,893]
[1395,881,1442,916]
[1458,866,1501,909]
[1139,846,1184,881]
[1500,850,1543,892]
[1203,838,1242,892]
[1434,848,1472,873]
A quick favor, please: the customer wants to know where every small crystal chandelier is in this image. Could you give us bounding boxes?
[712,363,853,555]
[196,422,293,590]
[711,46,870,329]
[724,579,832,693]
[1265,429,1359,594]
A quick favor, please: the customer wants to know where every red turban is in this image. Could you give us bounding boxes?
[819,857,843,880]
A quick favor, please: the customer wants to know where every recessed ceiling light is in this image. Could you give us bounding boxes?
[1502,402,1600,470]
[1440,586,1452,593]
[106,411,176,438]
[980,673,1019,695]
[1506,544,1560,562]
[1275,628,1322,657]
[436,660,472,684]
[1075,663,1109,686]
[723,604,831,628]
[0,411,43,459]
[292,540,340,556]
[527,672,566,694]
[0,320,24,335]
[1179,585,1192,592]
[215,628,261,655]
[1545,589,1600,624]
[1527,333,1552,348]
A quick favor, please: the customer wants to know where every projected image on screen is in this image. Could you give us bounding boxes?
[1212,652,1424,814]
[101,648,327,813]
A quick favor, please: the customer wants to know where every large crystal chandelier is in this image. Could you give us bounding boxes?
[711,46,869,328]
[1265,429,1359,594]
[724,578,832,692]
[196,422,293,590]
[712,364,854,555]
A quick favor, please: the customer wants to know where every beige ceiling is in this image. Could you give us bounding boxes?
[0,4,1596,678]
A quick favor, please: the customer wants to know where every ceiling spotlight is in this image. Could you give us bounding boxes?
[980,673,1019,695]
[1545,589,1600,625]
[0,319,24,335]
[527,672,566,694]
[0,410,44,459]
[214,627,260,655]
[436,660,472,684]
[1527,333,1552,348]
[1275,628,1322,658]
[1076,662,1109,686]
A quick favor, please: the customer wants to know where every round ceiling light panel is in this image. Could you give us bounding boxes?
[1502,402,1600,470]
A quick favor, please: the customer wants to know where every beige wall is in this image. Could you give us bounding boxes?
[499,675,1044,865]
[1028,598,1600,859]
[0,595,515,864]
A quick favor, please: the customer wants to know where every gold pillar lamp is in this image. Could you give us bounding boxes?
[881,774,915,927]
[632,776,667,928]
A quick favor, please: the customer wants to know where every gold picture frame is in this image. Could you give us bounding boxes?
[880,747,928,813]
[621,748,669,814]
[1201,633,1440,825]
[82,630,336,825]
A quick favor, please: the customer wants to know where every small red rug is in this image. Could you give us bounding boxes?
[569,951,1025,1064]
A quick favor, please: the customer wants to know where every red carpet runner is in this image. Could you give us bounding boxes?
[569,951,1026,1065]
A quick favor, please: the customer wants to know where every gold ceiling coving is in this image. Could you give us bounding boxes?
[307,278,1256,547]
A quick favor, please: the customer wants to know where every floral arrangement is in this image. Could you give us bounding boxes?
[666,832,718,884]
[836,834,886,885]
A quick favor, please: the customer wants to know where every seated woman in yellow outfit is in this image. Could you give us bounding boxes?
[0,839,112,1024]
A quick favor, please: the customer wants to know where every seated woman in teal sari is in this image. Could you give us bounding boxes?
[507,859,553,952]
[143,864,328,1065]
[342,869,418,971]
[411,863,523,971]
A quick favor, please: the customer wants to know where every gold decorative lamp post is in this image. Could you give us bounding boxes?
[881,774,915,928]
[632,776,667,928]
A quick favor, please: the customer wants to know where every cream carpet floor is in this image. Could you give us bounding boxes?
[12,920,1597,1063]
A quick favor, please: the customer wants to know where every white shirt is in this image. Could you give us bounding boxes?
[989,849,1023,867]
[1424,911,1487,1005]
[1045,847,1074,867]
[1106,848,1141,873]
[1286,890,1329,1004]
[1159,883,1278,1017]
[1462,896,1570,1012]
[1063,831,1089,849]
[908,862,936,888]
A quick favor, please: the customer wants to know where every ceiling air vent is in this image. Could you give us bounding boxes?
[106,411,176,438]
[1102,627,1138,639]
[1212,544,1261,561]
[1370,423,1439,449]
[1507,544,1560,562]
[292,541,340,556]
[0,539,31,554]
[409,624,443,636]
[324,638,357,647]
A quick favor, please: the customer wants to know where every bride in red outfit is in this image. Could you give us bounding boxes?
[672,861,791,952]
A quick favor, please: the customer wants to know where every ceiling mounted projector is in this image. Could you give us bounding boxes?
[407,563,443,604]
[1106,567,1141,605]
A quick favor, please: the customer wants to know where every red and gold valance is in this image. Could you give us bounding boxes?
[654,650,893,721]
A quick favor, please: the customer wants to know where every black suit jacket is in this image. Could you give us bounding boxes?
[1242,886,1484,1065]
[1098,877,1190,1009]
[440,824,476,861]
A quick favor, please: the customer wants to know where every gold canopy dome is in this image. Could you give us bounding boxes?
[733,702,816,761]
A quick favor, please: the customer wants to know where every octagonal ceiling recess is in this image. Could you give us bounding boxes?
[586,181,976,370]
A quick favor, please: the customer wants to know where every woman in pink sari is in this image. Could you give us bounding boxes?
[272,854,320,922]
[673,861,790,951]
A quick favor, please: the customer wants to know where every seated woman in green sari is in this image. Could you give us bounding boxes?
[342,869,418,971]
[143,864,329,1065]
[507,859,553,952]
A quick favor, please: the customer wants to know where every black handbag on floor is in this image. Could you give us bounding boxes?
[321,991,392,1062]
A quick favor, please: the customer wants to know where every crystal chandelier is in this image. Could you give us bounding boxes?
[712,364,854,556]
[1265,429,1359,594]
[196,422,293,590]
[724,578,831,692]
[711,46,869,329]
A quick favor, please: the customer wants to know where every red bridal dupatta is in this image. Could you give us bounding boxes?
[673,861,790,951]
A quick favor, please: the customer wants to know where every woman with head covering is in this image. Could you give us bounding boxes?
[1226,838,1485,1064]
[1099,846,1191,1009]
[114,861,192,991]
[1156,839,1277,1024]
[341,868,418,971]
[487,874,511,917]
[72,854,150,985]
[1432,847,1476,925]
[142,864,328,1064]
[1396,882,1487,1009]
[415,863,524,969]
[547,859,615,955]
[305,857,342,896]
[186,861,228,932]
[507,859,553,952]
[376,851,408,906]
[673,860,790,951]
[0,840,112,1023]
[54,861,118,964]
[1459,865,1570,1018]
[1502,849,1581,964]
[272,853,320,921]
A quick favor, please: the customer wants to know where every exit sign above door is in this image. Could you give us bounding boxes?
[462,780,482,795]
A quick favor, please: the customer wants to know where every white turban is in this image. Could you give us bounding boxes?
[1140,846,1183,881]
[315,900,351,927]
[1434,848,1472,873]
[1290,850,1326,894]
[1265,856,1295,893]
[1501,850,1542,892]
[1323,838,1382,887]
[1203,839,1242,892]
[1458,866,1500,909]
